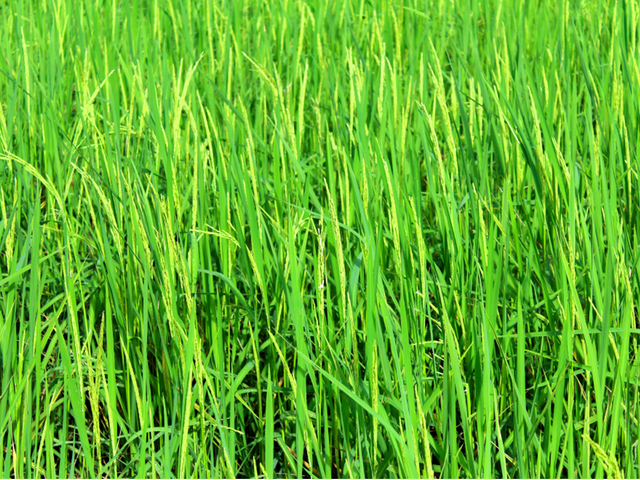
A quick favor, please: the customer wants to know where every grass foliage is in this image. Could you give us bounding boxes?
[1,0,640,477]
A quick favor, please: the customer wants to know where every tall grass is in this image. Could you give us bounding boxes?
[1,0,639,477]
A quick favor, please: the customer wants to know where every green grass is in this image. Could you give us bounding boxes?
[1,0,640,477]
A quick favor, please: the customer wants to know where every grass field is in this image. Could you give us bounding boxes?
[1,0,640,478]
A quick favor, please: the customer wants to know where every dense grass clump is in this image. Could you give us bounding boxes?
[1,0,640,477]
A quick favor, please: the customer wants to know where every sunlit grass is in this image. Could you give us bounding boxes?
[1,0,639,478]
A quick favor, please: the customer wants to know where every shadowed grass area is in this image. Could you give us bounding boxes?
[1,0,639,477]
